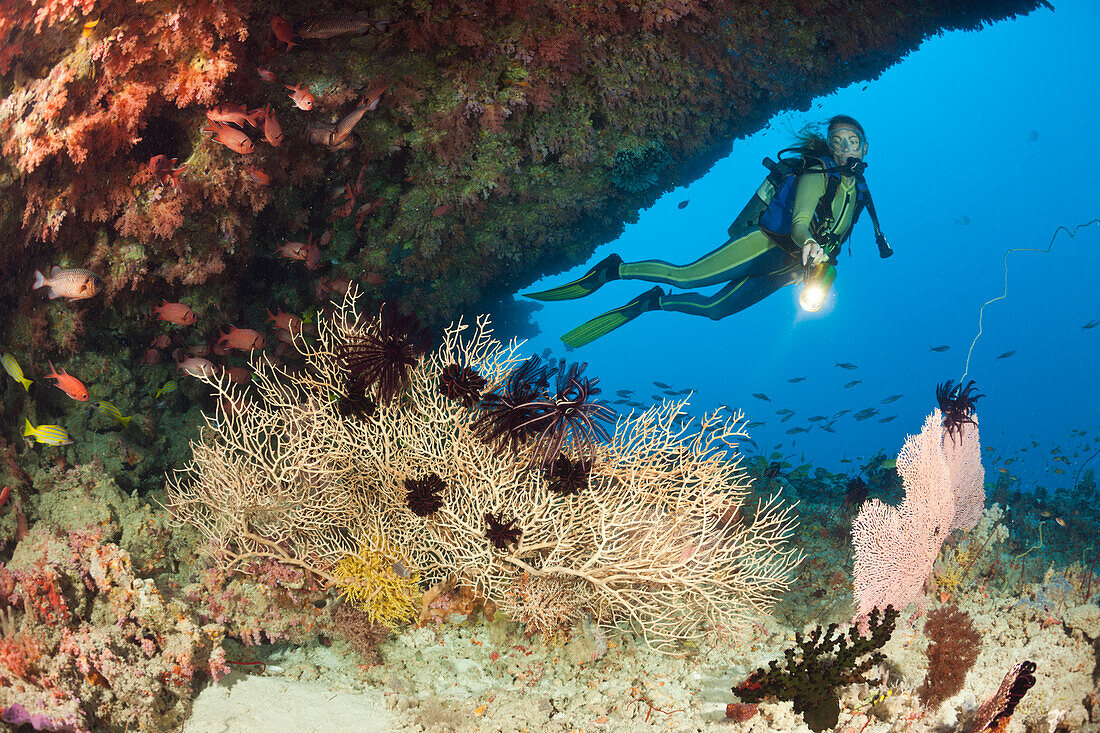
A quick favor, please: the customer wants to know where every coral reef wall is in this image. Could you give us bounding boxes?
[1,0,1048,341]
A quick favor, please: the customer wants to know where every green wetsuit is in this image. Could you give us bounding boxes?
[620,170,861,320]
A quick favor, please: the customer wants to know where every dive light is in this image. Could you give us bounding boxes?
[799,263,836,313]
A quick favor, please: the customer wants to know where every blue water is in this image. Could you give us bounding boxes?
[519,0,1100,488]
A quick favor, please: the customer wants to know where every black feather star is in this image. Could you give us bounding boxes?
[516,360,615,470]
[484,511,522,551]
[438,364,487,408]
[337,306,432,407]
[936,379,983,442]
[545,454,591,496]
[472,356,552,455]
[404,473,446,517]
[336,381,377,419]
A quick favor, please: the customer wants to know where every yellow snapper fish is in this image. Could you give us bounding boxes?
[92,400,132,427]
[155,380,177,398]
[1,353,33,391]
[23,418,73,445]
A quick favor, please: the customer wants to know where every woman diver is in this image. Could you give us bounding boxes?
[525,115,892,348]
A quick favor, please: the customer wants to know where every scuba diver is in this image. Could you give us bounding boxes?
[525,115,893,348]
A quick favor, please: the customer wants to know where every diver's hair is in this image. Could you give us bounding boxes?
[828,115,866,141]
[793,115,868,155]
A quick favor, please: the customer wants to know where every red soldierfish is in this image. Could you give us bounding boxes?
[257,67,277,83]
[217,328,266,351]
[177,357,218,379]
[203,120,255,154]
[206,104,262,128]
[253,105,284,147]
[45,361,89,401]
[246,166,271,185]
[317,277,352,297]
[355,199,383,232]
[271,15,297,51]
[153,301,198,326]
[265,310,304,333]
[276,238,310,261]
[286,83,314,110]
[148,155,186,188]
[225,366,251,385]
[302,242,321,270]
[32,266,101,300]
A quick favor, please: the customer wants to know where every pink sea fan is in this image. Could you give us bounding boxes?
[851,409,985,619]
[945,419,985,533]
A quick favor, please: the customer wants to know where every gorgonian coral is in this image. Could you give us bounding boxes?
[438,364,487,408]
[404,473,446,517]
[545,455,591,495]
[337,306,432,407]
[936,379,983,443]
[472,356,551,455]
[484,512,522,551]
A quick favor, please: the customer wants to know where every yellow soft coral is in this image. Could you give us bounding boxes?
[934,542,978,597]
[332,541,420,627]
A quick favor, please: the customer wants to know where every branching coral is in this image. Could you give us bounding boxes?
[732,605,899,732]
[166,288,803,653]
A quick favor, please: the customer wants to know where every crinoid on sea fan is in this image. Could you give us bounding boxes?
[472,356,552,455]
[484,511,522,551]
[936,379,983,442]
[438,364,487,408]
[337,306,432,406]
[545,455,591,495]
[337,381,377,420]
[404,473,446,517]
[517,360,615,471]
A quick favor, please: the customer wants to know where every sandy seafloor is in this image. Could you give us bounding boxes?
[183,567,1100,733]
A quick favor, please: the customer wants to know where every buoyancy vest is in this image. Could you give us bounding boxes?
[728,148,892,260]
